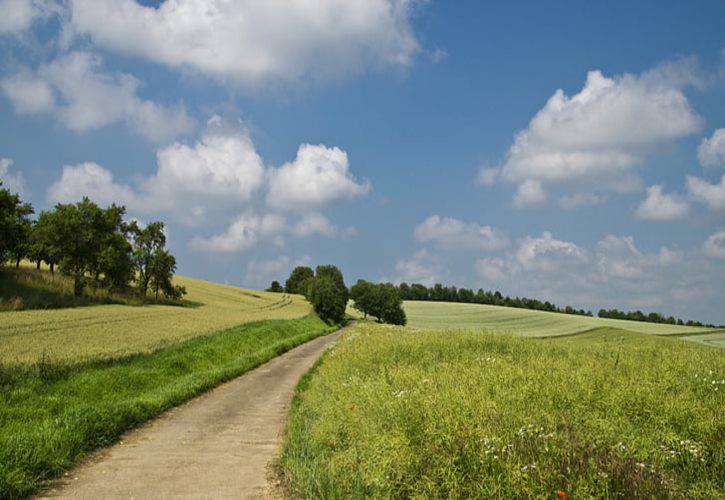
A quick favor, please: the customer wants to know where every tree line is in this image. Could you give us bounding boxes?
[597,308,718,328]
[0,183,184,300]
[396,282,593,317]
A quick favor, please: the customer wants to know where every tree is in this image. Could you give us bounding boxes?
[315,264,348,303]
[308,276,346,323]
[351,280,406,325]
[350,279,374,318]
[285,266,314,295]
[129,221,167,298]
[266,280,284,293]
[149,249,184,300]
[51,198,119,296]
[28,210,61,272]
[0,184,34,266]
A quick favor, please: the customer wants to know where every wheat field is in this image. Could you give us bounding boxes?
[0,275,310,364]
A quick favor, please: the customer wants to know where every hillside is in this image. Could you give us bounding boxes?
[404,301,724,347]
[0,273,310,364]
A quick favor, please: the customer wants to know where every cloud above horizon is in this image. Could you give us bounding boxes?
[480,60,703,207]
[67,0,421,87]
[47,115,370,252]
[1,51,194,143]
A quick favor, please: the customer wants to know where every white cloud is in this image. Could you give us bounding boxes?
[698,129,725,168]
[266,144,371,211]
[515,232,588,271]
[46,118,267,223]
[188,212,286,253]
[146,120,266,221]
[703,231,725,259]
[47,162,137,207]
[0,158,26,196]
[687,174,725,211]
[394,249,442,286]
[635,184,689,221]
[292,213,339,238]
[469,232,719,318]
[475,257,507,283]
[1,51,194,143]
[68,0,421,87]
[558,192,607,209]
[513,179,546,208]
[414,215,508,252]
[0,0,57,34]
[484,60,702,207]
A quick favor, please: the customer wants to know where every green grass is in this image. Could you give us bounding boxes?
[0,315,336,499]
[281,323,724,499]
[403,301,724,347]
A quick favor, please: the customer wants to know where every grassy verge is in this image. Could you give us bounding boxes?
[0,315,337,499]
[281,323,724,499]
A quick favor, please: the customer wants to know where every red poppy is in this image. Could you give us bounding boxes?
[556,491,567,499]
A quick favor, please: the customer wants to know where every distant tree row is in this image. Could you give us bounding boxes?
[0,183,184,299]
[597,308,718,328]
[396,282,593,317]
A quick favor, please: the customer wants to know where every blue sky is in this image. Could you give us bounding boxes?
[1,0,725,323]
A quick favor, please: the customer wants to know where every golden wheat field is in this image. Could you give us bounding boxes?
[0,275,310,364]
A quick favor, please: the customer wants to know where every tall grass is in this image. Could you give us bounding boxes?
[281,324,724,499]
[0,315,336,499]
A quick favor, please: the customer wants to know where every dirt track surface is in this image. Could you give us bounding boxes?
[36,328,344,500]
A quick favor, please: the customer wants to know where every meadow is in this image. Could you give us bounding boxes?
[0,273,310,364]
[404,301,724,347]
[281,323,724,499]
[0,315,336,498]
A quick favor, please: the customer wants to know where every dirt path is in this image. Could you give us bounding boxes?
[37,328,345,500]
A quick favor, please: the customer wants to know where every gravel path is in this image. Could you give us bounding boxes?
[36,328,344,500]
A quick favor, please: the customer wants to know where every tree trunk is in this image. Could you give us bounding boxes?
[50,262,54,274]
[15,258,20,268]
[36,260,41,270]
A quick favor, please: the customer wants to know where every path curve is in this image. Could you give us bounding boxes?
[36,327,347,500]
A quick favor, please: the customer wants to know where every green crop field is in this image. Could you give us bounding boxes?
[281,323,725,499]
[0,275,310,364]
[403,301,725,347]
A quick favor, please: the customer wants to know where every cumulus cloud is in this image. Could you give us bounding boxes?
[703,231,725,259]
[471,232,713,316]
[0,158,26,196]
[635,185,689,221]
[266,144,371,211]
[394,249,442,286]
[68,0,421,87]
[513,180,547,208]
[686,175,725,211]
[414,215,508,252]
[698,129,725,168]
[47,162,138,207]
[291,213,339,238]
[188,212,286,253]
[483,60,702,207]
[0,0,57,34]
[1,51,194,143]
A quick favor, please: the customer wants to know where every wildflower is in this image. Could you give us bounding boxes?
[347,404,356,411]
[556,490,567,499]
